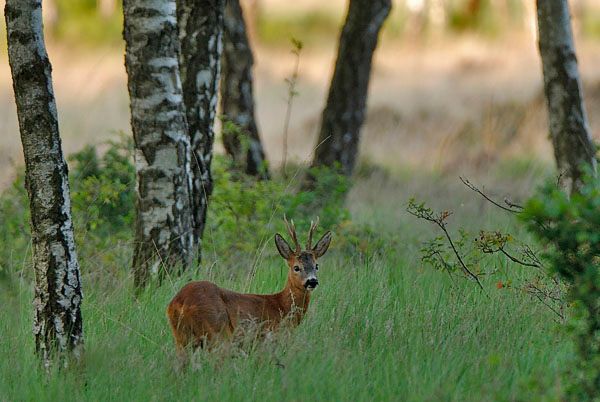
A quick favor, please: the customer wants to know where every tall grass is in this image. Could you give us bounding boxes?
[0,210,568,400]
[0,141,569,400]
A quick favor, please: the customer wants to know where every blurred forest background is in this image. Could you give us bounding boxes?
[1,0,600,188]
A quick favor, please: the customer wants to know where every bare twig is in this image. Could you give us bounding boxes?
[524,282,565,321]
[497,247,541,269]
[521,245,544,268]
[530,291,564,321]
[460,177,522,213]
[504,197,523,211]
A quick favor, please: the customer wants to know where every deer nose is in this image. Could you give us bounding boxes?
[305,278,318,289]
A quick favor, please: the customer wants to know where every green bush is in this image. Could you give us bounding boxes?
[407,194,566,320]
[0,138,381,284]
[205,157,375,262]
[69,137,136,238]
[521,173,600,400]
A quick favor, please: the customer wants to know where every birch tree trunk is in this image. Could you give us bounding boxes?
[308,0,391,182]
[176,0,225,250]
[123,0,194,288]
[536,0,597,193]
[221,0,269,178]
[5,0,83,365]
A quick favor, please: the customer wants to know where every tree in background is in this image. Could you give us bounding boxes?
[536,0,597,194]
[220,0,269,179]
[123,0,194,288]
[307,0,391,183]
[176,0,225,250]
[5,0,83,365]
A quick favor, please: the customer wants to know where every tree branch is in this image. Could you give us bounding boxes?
[407,204,484,290]
[460,177,523,213]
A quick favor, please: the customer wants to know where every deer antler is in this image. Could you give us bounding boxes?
[306,216,320,249]
[283,214,301,254]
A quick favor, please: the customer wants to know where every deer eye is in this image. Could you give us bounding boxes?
[315,264,319,271]
[293,266,301,272]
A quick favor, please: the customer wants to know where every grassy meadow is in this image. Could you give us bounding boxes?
[0,155,571,401]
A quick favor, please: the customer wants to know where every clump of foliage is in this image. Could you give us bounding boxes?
[0,136,136,282]
[407,199,484,288]
[521,173,600,400]
[206,156,381,262]
[409,171,600,399]
[407,194,566,319]
[0,137,382,285]
[69,137,136,239]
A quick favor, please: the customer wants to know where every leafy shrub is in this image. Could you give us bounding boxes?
[407,196,566,318]
[521,173,600,400]
[0,138,135,282]
[205,157,368,262]
[68,137,136,239]
[0,137,381,283]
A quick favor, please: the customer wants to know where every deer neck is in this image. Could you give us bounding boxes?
[277,278,311,324]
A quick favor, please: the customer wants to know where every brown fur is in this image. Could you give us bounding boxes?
[166,221,332,357]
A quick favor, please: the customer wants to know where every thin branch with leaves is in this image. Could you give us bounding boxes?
[407,194,566,320]
[407,199,484,290]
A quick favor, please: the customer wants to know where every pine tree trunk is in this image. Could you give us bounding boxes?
[308,0,391,181]
[5,0,83,365]
[176,0,225,250]
[221,0,269,178]
[123,0,194,288]
[536,0,597,193]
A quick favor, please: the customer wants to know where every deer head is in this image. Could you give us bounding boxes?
[274,216,332,291]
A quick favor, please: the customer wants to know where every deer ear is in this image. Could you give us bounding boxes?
[275,233,293,259]
[312,231,332,258]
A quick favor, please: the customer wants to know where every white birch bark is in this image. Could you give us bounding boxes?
[176,0,225,253]
[123,0,194,287]
[5,0,83,366]
[537,0,597,193]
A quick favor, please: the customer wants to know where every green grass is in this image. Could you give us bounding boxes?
[0,148,570,400]
[0,209,569,400]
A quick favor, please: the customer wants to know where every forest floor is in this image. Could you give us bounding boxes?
[0,33,597,400]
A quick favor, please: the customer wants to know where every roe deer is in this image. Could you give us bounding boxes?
[167,217,332,355]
